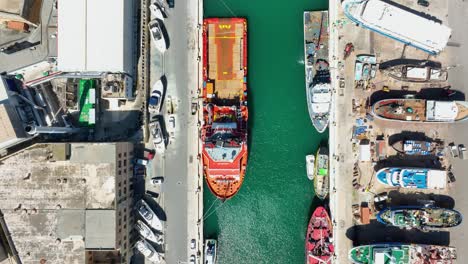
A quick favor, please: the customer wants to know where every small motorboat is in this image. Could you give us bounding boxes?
[149,3,165,21]
[135,239,164,263]
[136,220,164,245]
[137,199,163,231]
[148,20,167,53]
[306,155,316,180]
[204,239,217,264]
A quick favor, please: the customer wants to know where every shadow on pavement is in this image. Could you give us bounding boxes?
[373,154,443,171]
[387,190,455,209]
[346,220,450,246]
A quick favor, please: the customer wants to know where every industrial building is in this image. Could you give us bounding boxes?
[0,142,135,264]
[57,0,135,75]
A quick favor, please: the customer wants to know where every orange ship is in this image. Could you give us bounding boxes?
[202,18,248,201]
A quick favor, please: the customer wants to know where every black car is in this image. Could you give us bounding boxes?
[167,0,174,8]
[417,0,429,7]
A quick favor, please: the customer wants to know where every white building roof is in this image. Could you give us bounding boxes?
[360,0,451,53]
[57,0,133,74]
[427,170,446,189]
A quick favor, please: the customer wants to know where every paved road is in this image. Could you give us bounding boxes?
[147,0,201,263]
[445,1,468,263]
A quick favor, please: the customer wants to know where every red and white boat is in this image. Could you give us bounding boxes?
[201,18,248,201]
[305,206,334,264]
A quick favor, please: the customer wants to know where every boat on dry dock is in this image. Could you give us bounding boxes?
[349,244,457,264]
[392,139,443,156]
[376,167,447,190]
[314,147,329,199]
[305,206,334,264]
[135,239,164,263]
[303,11,331,133]
[201,18,248,201]
[137,199,163,231]
[341,0,452,54]
[136,220,164,245]
[379,59,448,83]
[372,99,468,123]
[148,19,167,53]
[377,206,462,230]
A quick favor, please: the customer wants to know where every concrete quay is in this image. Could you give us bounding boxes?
[328,0,468,263]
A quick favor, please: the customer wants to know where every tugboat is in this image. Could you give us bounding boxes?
[204,239,217,264]
[377,206,462,230]
[304,11,331,133]
[201,18,248,201]
[305,206,334,264]
[392,139,443,156]
[375,167,447,190]
[349,244,457,264]
[135,239,164,263]
[137,200,163,231]
[314,147,329,200]
[372,99,468,123]
[148,19,167,53]
[136,220,164,245]
[306,154,316,180]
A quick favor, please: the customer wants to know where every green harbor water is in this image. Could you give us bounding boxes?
[203,0,329,263]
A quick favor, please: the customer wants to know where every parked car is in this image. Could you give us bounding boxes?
[167,0,174,8]
[458,144,467,160]
[190,239,196,249]
[417,0,429,7]
[167,115,176,138]
[449,143,458,158]
[189,255,196,264]
[148,80,164,114]
[151,177,164,185]
[191,102,198,115]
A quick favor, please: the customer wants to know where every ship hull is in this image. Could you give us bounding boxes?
[377,206,462,229]
[202,18,248,201]
[304,11,331,133]
[305,206,333,264]
[349,244,457,264]
[314,147,329,200]
[391,140,440,156]
[379,59,447,83]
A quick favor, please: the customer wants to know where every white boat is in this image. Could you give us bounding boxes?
[148,20,167,53]
[306,155,315,180]
[204,239,217,264]
[149,3,165,21]
[136,220,164,245]
[150,121,165,154]
[149,80,164,113]
[303,11,331,133]
[341,0,452,54]
[137,199,163,231]
[135,239,164,263]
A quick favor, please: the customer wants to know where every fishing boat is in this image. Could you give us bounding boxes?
[136,220,164,245]
[375,167,447,190]
[379,59,448,83]
[377,206,462,229]
[137,199,163,231]
[314,147,329,199]
[204,239,217,264]
[304,11,331,133]
[372,99,468,123]
[135,239,164,263]
[349,244,457,264]
[201,18,248,201]
[148,19,167,53]
[341,0,452,54]
[392,139,442,156]
[306,155,316,180]
[305,206,334,264]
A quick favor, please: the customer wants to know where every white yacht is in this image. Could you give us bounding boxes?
[204,239,217,264]
[136,220,164,245]
[148,20,167,53]
[135,239,164,263]
[137,199,163,231]
[305,155,315,180]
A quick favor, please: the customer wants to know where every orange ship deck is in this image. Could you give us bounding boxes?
[202,18,248,200]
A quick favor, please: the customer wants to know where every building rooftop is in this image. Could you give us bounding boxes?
[0,143,120,263]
